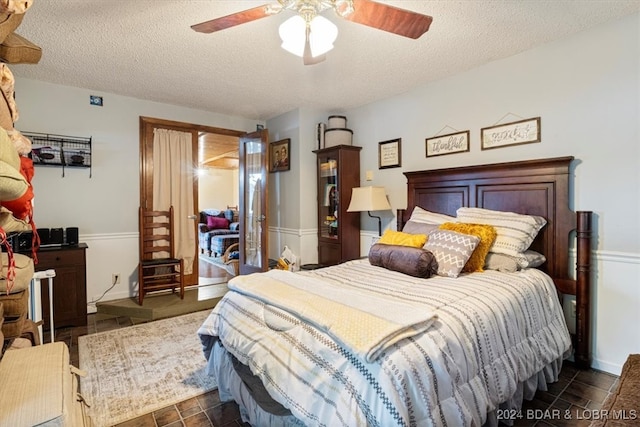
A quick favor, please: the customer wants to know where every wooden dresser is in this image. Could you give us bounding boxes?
[35,243,88,329]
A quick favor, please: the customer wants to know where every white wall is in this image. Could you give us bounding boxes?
[13,77,260,309]
[266,107,328,267]
[341,13,640,374]
[198,168,238,210]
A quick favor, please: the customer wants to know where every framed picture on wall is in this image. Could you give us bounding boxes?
[378,138,402,169]
[481,117,541,150]
[269,138,290,173]
[425,130,470,157]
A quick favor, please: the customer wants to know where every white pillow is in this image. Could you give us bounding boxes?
[456,207,546,257]
[409,206,455,225]
[514,250,547,268]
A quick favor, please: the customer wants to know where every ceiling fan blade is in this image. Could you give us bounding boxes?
[344,0,433,39]
[303,26,326,66]
[191,4,273,33]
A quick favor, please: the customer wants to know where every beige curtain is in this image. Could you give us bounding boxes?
[152,128,195,275]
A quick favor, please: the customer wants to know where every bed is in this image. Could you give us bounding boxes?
[198,156,592,427]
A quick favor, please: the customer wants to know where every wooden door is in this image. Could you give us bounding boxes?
[239,129,269,275]
[139,116,245,287]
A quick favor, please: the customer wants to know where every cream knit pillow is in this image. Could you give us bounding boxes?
[456,207,546,257]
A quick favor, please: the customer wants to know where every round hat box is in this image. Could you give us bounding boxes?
[327,115,347,129]
[324,128,353,147]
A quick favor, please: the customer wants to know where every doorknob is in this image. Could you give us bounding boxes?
[256,215,266,222]
[187,215,197,220]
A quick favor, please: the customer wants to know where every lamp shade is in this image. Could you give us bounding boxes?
[279,15,338,58]
[347,186,391,212]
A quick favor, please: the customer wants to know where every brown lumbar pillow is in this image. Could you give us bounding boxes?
[368,243,438,279]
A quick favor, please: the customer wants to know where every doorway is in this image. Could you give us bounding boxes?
[139,116,246,289]
[197,131,240,285]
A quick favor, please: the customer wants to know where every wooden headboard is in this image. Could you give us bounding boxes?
[397,156,593,368]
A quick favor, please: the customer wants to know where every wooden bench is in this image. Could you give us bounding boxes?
[590,354,640,426]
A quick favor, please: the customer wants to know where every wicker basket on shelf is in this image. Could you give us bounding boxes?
[222,243,239,276]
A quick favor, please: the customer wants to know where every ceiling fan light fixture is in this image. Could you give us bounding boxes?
[334,0,355,17]
[279,15,306,56]
[279,15,338,58]
[309,15,338,56]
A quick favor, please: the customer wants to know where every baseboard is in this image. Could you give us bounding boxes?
[592,358,623,376]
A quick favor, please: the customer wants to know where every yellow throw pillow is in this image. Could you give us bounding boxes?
[378,230,427,248]
[439,222,497,272]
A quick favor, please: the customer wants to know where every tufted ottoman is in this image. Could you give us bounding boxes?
[211,234,239,258]
[199,228,237,257]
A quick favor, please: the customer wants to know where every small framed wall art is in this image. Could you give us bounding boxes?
[378,138,401,169]
[481,117,541,150]
[425,130,470,157]
[269,138,290,173]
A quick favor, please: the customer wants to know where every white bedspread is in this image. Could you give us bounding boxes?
[228,269,438,363]
[198,260,571,427]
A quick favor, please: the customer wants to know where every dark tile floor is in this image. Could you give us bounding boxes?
[54,312,621,427]
[54,312,248,427]
[50,255,247,427]
[510,362,619,427]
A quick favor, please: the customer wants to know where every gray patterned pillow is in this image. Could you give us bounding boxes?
[424,229,480,278]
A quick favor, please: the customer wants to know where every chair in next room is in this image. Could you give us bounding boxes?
[138,206,184,305]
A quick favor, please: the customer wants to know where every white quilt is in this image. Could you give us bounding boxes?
[198,260,571,427]
[228,269,438,363]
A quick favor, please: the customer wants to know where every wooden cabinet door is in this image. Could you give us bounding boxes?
[37,245,88,329]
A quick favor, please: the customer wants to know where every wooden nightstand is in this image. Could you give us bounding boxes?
[35,243,88,329]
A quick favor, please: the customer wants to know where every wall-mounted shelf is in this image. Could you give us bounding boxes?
[24,132,92,177]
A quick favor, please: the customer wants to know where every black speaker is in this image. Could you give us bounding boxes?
[37,228,51,245]
[50,228,64,245]
[65,227,79,245]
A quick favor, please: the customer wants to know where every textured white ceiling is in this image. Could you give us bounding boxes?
[10,0,640,121]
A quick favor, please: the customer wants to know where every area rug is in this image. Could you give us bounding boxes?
[78,310,217,427]
[591,354,640,427]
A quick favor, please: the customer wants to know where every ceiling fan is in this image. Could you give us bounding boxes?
[191,0,433,65]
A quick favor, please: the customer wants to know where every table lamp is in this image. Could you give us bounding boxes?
[347,186,392,236]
